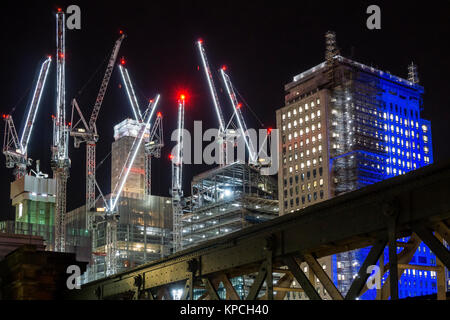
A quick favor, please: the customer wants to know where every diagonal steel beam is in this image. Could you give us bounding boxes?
[434,222,450,245]
[413,225,450,269]
[300,253,343,300]
[181,278,192,300]
[274,273,294,300]
[246,262,267,300]
[283,256,321,300]
[371,233,421,299]
[218,274,241,300]
[345,238,387,300]
[203,278,220,300]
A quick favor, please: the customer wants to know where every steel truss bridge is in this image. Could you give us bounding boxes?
[68,160,450,300]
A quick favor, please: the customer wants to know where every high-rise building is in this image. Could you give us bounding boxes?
[276,32,436,299]
[111,118,149,200]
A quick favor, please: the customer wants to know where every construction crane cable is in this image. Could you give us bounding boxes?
[8,84,33,116]
[9,59,45,116]
[234,87,265,127]
[75,50,110,98]
[96,150,111,172]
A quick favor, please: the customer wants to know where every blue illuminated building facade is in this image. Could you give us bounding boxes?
[325,56,436,299]
[278,32,443,299]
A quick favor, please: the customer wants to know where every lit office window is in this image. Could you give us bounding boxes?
[422,124,428,133]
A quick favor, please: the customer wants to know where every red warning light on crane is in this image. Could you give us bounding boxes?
[198,38,203,44]
[57,8,62,12]
[120,57,126,65]
[119,30,124,35]
[178,92,187,102]
[221,65,227,71]
[168,154,174,160]
[267,127,273,134]
[236,103,242,109]
[157,112,162,118]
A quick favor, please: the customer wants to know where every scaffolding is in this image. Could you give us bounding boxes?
[83,195,172,282]
[328,58,387,197]
[181,162,278,248]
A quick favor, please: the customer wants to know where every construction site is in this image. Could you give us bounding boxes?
[0,8,277,286]
[0,5,449,302]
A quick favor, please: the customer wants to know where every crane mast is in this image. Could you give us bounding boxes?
[52,10,71,252]
[196,40,227,165]
[220,68,258,164]
[172,95,185,252]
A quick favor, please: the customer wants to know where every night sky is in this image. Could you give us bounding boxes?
[1,1,450,220]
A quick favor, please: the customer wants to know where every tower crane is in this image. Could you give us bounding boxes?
[118,60,164,196]
[196,39,228,165]
[3,57,52,180]
[52,9,71,252]
[171,94,186,253]
[70,31,126,236]
[220,67,258,165]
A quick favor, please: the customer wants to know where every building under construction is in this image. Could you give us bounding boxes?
[64,117,171,282]
[181,162,278,249]
[277,31,436,299]
[83,195,172,281]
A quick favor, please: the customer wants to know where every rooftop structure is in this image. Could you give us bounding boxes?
[111,118,150,200]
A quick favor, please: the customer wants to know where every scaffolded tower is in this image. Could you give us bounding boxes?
[51,9,71,252]
[408,62,419,84]
[182,162,278,247]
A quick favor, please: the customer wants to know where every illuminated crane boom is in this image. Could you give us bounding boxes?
[220,68,258,164]
[21,57,52,155]
[3,56,51,179]
[172,94,185,252]
[110,94,160,211]
[196,39,227,165]
[89,32,126,134]
[118,62,142,121]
